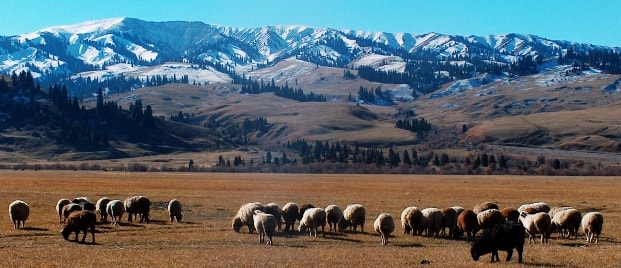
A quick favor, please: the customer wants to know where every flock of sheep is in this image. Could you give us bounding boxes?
[7,196,182,244]
[6,197,605,262]
[231,201,604,262]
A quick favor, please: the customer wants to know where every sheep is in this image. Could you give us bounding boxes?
[471,221,525,263]
[325,204,343,232]
[168,199,182,222]
[81,201,96,212]
[457,209,479,242]
[253,210,277,245]
[519,212,551,244]
[56,199,71,224]
[62,203,82,223]
[297,203,315,221]
[500,207,520,222]
[477,208,505,229]
[96,197,111,223]
[581,212,604,243]
[72,196,90,204]
[61,210,96,244]
[264,203,282,230]
[9,200,30,229]
[473,202,499,214]
[549,205,573,218]
[421,207,443,238]
[281,202,299,232]
[298,207,327,237]
[550,208,582,239]
[124,196,151,223]
[106,200,125,225]
[401,206,424,236]
[232,202,264,233]
[338,204,366,233]
[451,206,465,217]
[440,207,457,238]
[374,213,395,246]
[517,202,550,214]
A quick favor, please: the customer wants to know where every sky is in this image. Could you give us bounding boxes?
[1,0,620,47]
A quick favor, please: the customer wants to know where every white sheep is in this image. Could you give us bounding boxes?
[325,204,343,232]
[473,202,499,214]
[401,206,424,235]
[253,210,277,245]
[551,208,582,239]
[281,202,299,232]
[106,199,125,225]
[581,212,604,243]
[96,197,111,223]
[56,198,71,223]
[298,207,327,237]
[519,212,552,244]
[517,202,551,214]
[549,206,573,218]
[264,203,282,230]
[421,207,443,237]
[168,199,183,222]
[477,208,505,229]
[374,213,395,245]
[9,200,30,229]
[338,204,366,233]
[232,202,264,233]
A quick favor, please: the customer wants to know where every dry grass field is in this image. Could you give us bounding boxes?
[0,171,619,267]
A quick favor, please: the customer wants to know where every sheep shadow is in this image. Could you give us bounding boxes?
[559,242,586,247]
[393,243,425,248]
[21,227,49,232]
[322,235,363,243]
[521,261,564,267]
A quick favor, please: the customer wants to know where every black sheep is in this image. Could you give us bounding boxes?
[470,221,525,263]
[62,210,96,244]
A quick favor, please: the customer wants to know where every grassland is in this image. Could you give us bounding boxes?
[0,171,619,267]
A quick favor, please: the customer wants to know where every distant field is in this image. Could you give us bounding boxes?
[0,171,619,267]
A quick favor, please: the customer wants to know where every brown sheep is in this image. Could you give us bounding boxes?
[457,209,479,242]
[500,207,520,222]
[477,209,505,229]
[61,210,96,244]
[440,207,457,238]
[473,202,499,214]
[62,203,82,223]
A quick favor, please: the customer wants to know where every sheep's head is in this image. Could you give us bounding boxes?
[61,227,71,240]
[298,223,307,233]
[232,217,243,232]
[337,218,349,232]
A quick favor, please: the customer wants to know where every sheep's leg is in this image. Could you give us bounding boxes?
[505,249,513,261]
[81,228,87,243]
[90,226,95,244]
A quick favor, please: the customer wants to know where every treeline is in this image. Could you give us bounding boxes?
[240,78,326,102]
[395,117,432,134]
[559,47,621,74]
[355,85,392,105]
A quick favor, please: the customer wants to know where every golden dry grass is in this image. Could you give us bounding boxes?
[0,171,619,267]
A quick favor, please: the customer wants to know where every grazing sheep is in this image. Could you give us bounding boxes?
[264,203,282,230]
[72,196,90,204]
[338,204,366,233]
[56,199,71,224]
[517,202,550,214]
[471,221,525,263]
[81,201,96,212]
[9,200,30,229]
[473,202,499,214]
[297,203,315,221]
[500,207,520,222]
[168,199,182,222]
[325,204,343,232]
[253,210,277,245]
[298,207,327,237]
[457,209,479,242]
[549,206,573,218]
[61,210,96,244]
[519,212,552,244]
[550,208,582,239]
[62,203,82,223]
[401,206,424,235]
[124,196,151,223]
[232,202,265,233]
[581,212,604,243]
[106,200,125,225]
[451,206,465,217]
[421,208,443,238]
[440,207,457,238]
[374,213,395,246]
[96,197,111,223]
[477,209,505,229]
[281,202,299,232]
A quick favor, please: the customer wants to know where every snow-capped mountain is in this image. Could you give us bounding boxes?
[0,17,617,86]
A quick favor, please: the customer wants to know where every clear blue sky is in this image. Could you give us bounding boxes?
[1,0,619,47]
